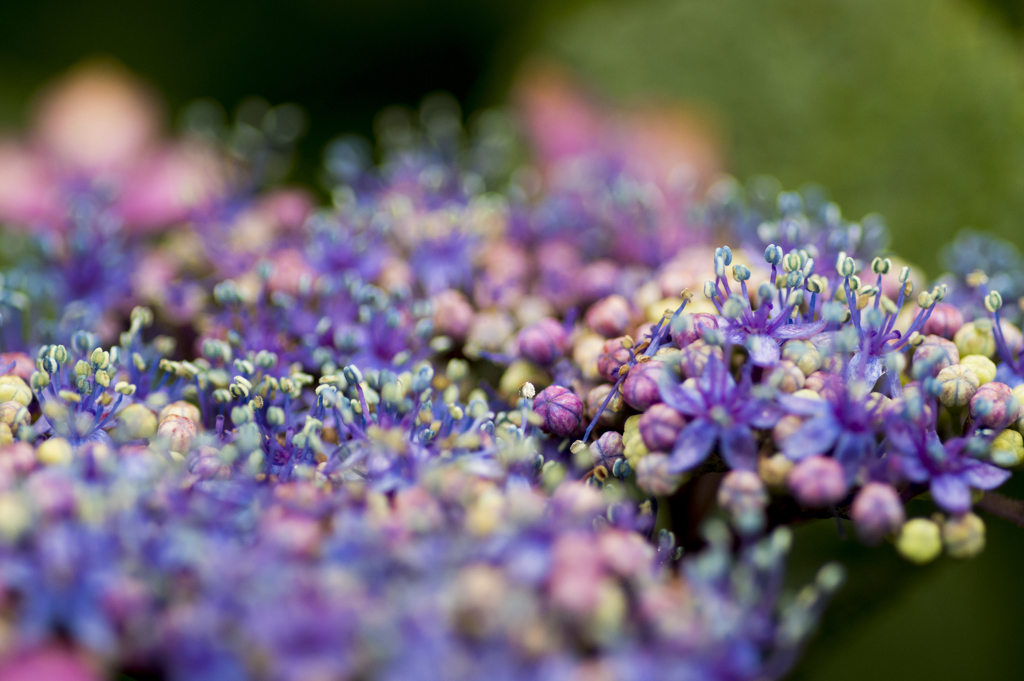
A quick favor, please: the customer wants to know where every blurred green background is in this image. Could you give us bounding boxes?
[3,0,1024,678]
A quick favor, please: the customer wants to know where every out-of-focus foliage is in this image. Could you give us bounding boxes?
[540,0,1024,272]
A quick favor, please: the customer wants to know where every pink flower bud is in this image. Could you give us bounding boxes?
[638,404,686,451]
[591,431,625,468]
[788,456,848,508]
[431,289,475,340]
[621,361,665,411]
[970,381,1015,429]
[585,295,632,337]
[670,312,718,348]
[921,303,964,339]
[851,482,905,545]
[533,386,584,437]
[0,353,35,381]
[597,337,633,382]
[516,318,568,365]
[157,415,197,454]
[585,384,625,430]
[912,335,959,376]
[578,260,620,302]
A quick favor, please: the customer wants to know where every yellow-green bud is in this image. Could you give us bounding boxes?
[896,518,942,565]
[959,355,995,385]
[0,376,32,407]
[990,429,1024,467]
[778,339,819,376]
[623,414,649,467]
[953,321,996,358]
[935,364,980,408]
[113,404,158,443]
[0,494,30,542]
[37,437,73,466]
[942,512,985,559]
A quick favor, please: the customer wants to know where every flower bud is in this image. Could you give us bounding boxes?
[781,339,822,376]
[717,470,769,535]
[896,518,942,564]
[787,456,848,508]
[670,313,718,349]
[0,401,27,429]
[759,453,794,488]
[158,401,202,426]
[585,384,625,429]
[516,318,568,365]
[957,355,994,385]
[0,376,32,407]
[36,437,73,466]
[942,512,985,559]
[597,337,633,382]
[431,289,475,340]
[990,429,1024,467]
[969,381,1014,429]
[935,364,980,408]
[590,431,625,469]
[954,321,996,358]
[678,340,722,378]
[635,453,683,496]
[638,404,686,451]
[921,303,963,339]
[113,404,158,443]
[912,335,959,377]
[158,415,197,454]
[532,386,584,438]
[851,482,905,545]
[622,414,648,466]
[768,360,805,393]
[621,361,665,411]
[585,295,632,338]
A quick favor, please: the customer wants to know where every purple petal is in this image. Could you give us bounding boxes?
[849,352,885,386]
[746,401,783,429]
[772,319,828,340]
[931,474,971,513]
[834,431,875,480]
[658,372,704,416]
[668,418,719,473]
[962,461,1012,490]
[746,334,780,367]
[777,393,829,417]
[782,415,841,460]
[721,424,758,471]
[896,452,931,483]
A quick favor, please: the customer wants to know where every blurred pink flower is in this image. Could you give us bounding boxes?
[0,646,101,681]
[0,60,226,233]
[513,61,721,193]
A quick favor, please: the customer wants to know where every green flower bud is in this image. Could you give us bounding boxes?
[0,376,32,407]
[960,355,996,385]
[935,364,980,408]
[113,404,158,443]
[942,513,985,559]
[36,437,73,466]
[954,322,996,358]
[896,518,942,565]
[990,429,1024,467]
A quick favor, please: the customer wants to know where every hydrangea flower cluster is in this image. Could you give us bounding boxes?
[0,64,1016,680]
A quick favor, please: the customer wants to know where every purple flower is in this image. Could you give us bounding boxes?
[705,246,825,366]
[658,354,780,472]
[886,422,1010,513]
[777,382,883,481]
